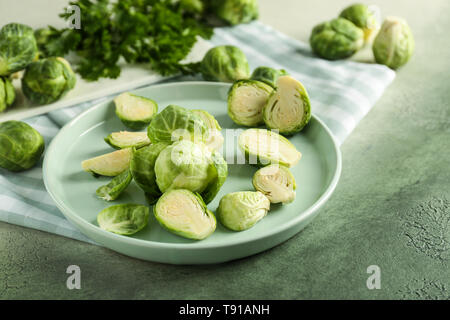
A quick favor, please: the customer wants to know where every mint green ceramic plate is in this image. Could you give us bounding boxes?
[43,82,341,265]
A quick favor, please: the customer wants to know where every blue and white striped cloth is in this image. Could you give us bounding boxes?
[0,21,395,243]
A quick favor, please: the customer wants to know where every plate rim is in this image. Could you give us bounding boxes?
[43,81,342,250]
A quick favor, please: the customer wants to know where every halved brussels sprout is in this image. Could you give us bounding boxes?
[191,109,224,152]
[154,189,216,240]
[250,66,288,88]
[252,164,296,204]
[114,92,158,130]
[200,45,250,83]
[97,204,149,235]
[0,77,16,112]
[154,140,216,194]
[130,142,170,203]
[96,169,133,201]
[263,75,311,134]
[217,191,270,231]
[310,18,364,60]
[213,0,259,26]
[238,128,302,168]
[339,4,379,42]
[81,148,132,177]
[0,23,38,76]
[147,105,208,144]
[104,131,150,150]
[22,57,76,104]
[201,151,228,204]
[228,80,273,127]
[0,121,45,172]
[372,17,414,69]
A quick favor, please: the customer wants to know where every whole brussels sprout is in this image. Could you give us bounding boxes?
[310,18,364,60]
[252,164,296,204]
[147,105,208,144]
[0,121,45,172]
[250,66,288,88]
[200,45,250,83]
[191,109,224,152]
[97,204,149,236]
[339,4,379,42]
[180,0,204,14]
[372,17,414,69]
[201,150,228,204]
[0,77,16,112]
[22,57,76,105]
[217,191,270,231]
[213,0,259,26]
[0,23,38,76]
[154,189,216,240]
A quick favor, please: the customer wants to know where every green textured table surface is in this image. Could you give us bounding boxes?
[1,0,449,299]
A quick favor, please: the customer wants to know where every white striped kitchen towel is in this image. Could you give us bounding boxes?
[0,21,395,243]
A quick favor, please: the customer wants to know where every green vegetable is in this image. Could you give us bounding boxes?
[114,92,158,130]
[0,23,37,76]
[96,169,133,201]
[81,148,132,177]
[0,77,16,113]
[372,17,414,69]
[250,66,288,88]
[191,109,224,151]
[227,79,273,127]
[153,189,216,240]
[199,150,228,204]
[104,131,150,150]
[130,142,170,204]
[200,45,250,82]
[238,128,302,168]
[252,164,296,204]
[339,4,379,42]
[0,121,45,172]
[97,204,149,235]
[147,105,208,144]
[309,18,364,60]
[21,57,76,105]
[213,0,259,26]
[263,75,311,134]
[217,191,270,231]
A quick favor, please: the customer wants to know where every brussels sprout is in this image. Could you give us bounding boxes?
[147,105,208,144]
[217,191,270,231]
[0,23,38,76]
[309,18,364,60]
[213,0,259,26]
[200,45,250,83]
[154,189,216,240]
[250,66,289,88]
[0,77,16,112]
[22,57,76,105]
[339,4,379,42]
[104,131,150,150]
[228,80,273,127]
[200,151,228,204]
[96,169,133,201]
[154,140,216,194]
[0,121,45,172]
[238,128,302,168]
[81,148,132,177]
[263,75,311,134]
[372,17,414,69]
[114,92,158,130]
[130,142,170,203]
[191,109,224,151]
[252,164,296,204]
[97,204,149,235]
[180,0,204,14]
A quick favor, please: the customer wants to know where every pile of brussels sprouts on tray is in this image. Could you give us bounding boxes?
[309,3,414,69]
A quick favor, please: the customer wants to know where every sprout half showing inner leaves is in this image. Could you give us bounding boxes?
[238,128,302,168]
[217,191,270,231]
[97,204,149,236]
[263,75,311,135]
[104,131,150,150]
[339,4,379,42]
[96,169,133,201]
[250,66,288,88]
[114,92,158,130]
[0,77,15,113]
[154,189,216,240]
[0,120,45,172]
[252,164,296,204]
[228,80,273,127]
[81,148,132,177]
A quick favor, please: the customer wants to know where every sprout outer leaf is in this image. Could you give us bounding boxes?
[96,169,133,201]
